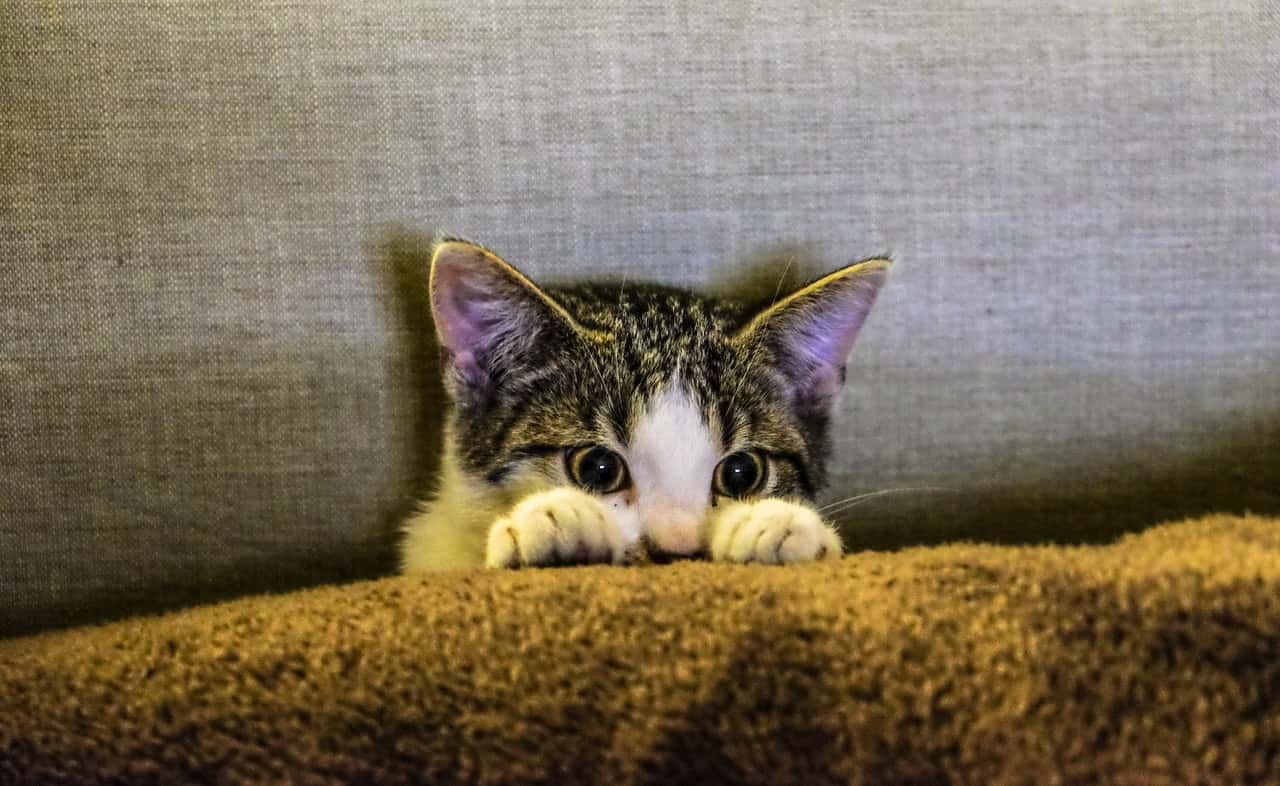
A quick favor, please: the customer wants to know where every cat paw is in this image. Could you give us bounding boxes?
[485,488,627,569]
[709,499,843,565]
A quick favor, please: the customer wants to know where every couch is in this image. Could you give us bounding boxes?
[2,1,1277,782]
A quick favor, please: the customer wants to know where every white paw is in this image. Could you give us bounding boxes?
[709,499,843,565]
[485,488,628,569]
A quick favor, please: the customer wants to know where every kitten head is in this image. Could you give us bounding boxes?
[429,238,889,556]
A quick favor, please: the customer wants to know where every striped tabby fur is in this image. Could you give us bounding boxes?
[401,238,889,571]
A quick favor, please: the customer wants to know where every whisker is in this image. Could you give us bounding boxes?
[766,254,796,312]
[575,272,630,394]
[818,486,955,516]
[586,349,609,390]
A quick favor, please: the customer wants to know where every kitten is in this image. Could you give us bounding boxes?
[399,238,889,572]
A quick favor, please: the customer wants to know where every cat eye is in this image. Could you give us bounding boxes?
[713,450,766,498]
[565,445,630,494]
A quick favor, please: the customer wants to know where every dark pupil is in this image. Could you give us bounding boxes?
[721,453,758,496]
[578,447,621,491]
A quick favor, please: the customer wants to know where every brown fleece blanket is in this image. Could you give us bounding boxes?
[2,513,1278,785]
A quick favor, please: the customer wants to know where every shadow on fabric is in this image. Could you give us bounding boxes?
[835,413,1280,552]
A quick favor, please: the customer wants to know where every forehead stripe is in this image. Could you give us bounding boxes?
[508,443,562,458]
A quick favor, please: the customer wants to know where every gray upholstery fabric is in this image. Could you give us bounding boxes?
[2,1,1277,636]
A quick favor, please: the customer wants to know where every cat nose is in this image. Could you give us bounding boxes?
[646,508,703,555]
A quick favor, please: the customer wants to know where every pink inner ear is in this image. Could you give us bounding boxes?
[788,308,867,371]
[434,274,493,352]
[431,252,512,354]
[770,271,886,410]
[780,317,850,409]
[430,250,519,391]
[788,316,846,370]
[430,242,559,396]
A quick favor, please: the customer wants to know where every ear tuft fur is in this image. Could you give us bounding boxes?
[736,258,891,413]
[429,240,576,400]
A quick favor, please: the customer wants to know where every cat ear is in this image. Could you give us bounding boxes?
[736,258,891,414]
[429,239,580,399]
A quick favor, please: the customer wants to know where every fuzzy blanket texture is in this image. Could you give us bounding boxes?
[2,513,1278,785]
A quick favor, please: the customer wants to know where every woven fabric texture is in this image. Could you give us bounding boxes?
[2,2,1278,634]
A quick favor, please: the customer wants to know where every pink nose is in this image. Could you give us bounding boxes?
[646,509,703,555]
